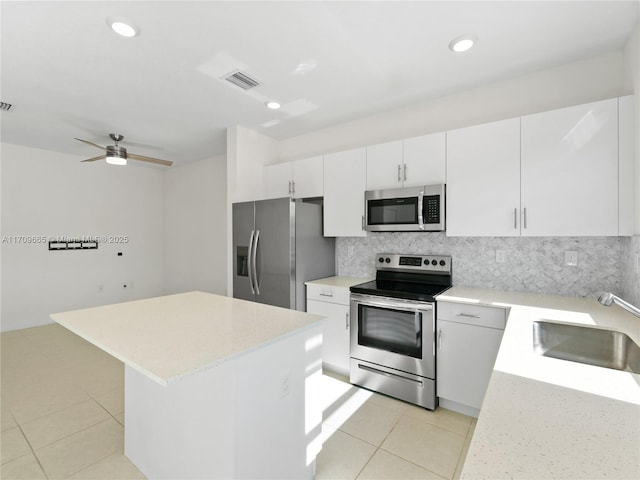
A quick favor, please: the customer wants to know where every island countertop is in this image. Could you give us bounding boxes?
[51,291,324,386]
[438,287,640,479]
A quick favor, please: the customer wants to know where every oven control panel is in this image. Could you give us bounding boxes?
[376,253,451,274]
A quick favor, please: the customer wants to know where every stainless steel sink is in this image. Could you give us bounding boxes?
[532,321,640,374]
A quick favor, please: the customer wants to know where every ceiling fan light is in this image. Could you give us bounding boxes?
[106,155,127,166]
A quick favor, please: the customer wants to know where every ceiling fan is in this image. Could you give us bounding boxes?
[75,133,173,167]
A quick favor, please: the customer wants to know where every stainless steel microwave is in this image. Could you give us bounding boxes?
[365,184,445,232]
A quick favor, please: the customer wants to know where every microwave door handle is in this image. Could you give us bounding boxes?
[418,191,425,230]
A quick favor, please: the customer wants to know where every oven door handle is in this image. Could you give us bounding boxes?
[353,297,433,313]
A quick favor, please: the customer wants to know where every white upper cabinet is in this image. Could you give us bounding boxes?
[521,98,618,236]
[366,133,446,190]
[324,148,367,237]
[618,95,635,236]
[264,156,323,199]
[366,140,403,190]
[264,162,293,199]
[292,156,324,198]
[402,132,446,187]
[446,118,521,236]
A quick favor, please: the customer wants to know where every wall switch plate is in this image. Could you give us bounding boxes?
[496,250,507,263]
[565,251,578,267]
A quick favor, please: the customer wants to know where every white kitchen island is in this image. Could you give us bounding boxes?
[51,291,325,480]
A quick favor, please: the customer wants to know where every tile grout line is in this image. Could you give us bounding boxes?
[12,416,50,480]
[91,393,124,427]
[452,420,476,479]
[35,417,122,479]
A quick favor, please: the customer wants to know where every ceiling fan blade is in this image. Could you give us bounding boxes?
[81,155,106,162]
[74,138,107,151]
[128,153,173,167]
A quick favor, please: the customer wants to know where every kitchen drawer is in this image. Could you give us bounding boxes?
[306,283,351,306]
[437,301,506,330]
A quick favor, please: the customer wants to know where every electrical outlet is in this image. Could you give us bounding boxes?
[565,251,578,267]
[496,250,506,263]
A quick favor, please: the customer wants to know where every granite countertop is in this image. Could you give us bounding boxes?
[438,287,640,479]
[305,276,372,289]
[51,291,324,386]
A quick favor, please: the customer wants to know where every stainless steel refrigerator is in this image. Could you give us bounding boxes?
[232,198,335,311]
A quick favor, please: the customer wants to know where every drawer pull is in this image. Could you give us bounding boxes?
[319,292,334,297]
[457,312,481,319]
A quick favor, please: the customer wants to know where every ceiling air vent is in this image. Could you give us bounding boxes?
[0,101,14,112]
[222,71,260,90]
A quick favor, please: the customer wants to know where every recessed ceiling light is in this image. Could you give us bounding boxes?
[107,18,139,38]
[266,101,281,110]
[449,36,475,53]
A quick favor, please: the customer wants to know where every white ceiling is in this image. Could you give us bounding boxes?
[1,1,638,165]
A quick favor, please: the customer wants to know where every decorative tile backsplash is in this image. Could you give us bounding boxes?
[337,233,623,298]
[621,235,640,307]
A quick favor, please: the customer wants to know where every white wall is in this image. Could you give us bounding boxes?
[226,125,280,204]
[0,143,165,332]
[163,155,227,296]
[279,52,629,162]
[225,125,280,295]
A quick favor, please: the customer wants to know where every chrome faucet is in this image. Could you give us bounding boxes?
[597,292,640,318]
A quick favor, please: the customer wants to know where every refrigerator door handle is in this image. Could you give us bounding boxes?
[247,230,256,294]
[253,229,261,295]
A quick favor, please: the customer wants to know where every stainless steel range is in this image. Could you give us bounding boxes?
[349,253,452,410]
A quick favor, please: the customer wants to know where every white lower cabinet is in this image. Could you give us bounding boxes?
[436,302,506,417]
[306,283,351,375]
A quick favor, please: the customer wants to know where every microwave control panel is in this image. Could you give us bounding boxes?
[424,195,440,224]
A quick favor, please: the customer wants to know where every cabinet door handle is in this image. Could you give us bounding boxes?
[397,164,402,182]
[523,207,527,229]
[288,181,292,195]
[292,180,295,196]
[362,215,366,231]
[403,164,407,182]
[345,312,350,330]
[514,208,517,229]
[437,328,442,349]
[319,292,333,297]
[457,312,481,318]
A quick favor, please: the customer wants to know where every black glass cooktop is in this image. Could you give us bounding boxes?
[350,280,451,303]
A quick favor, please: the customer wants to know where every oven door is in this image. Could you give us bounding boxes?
[350,293,435,378]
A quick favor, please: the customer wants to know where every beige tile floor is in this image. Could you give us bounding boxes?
[1,324,474,479]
